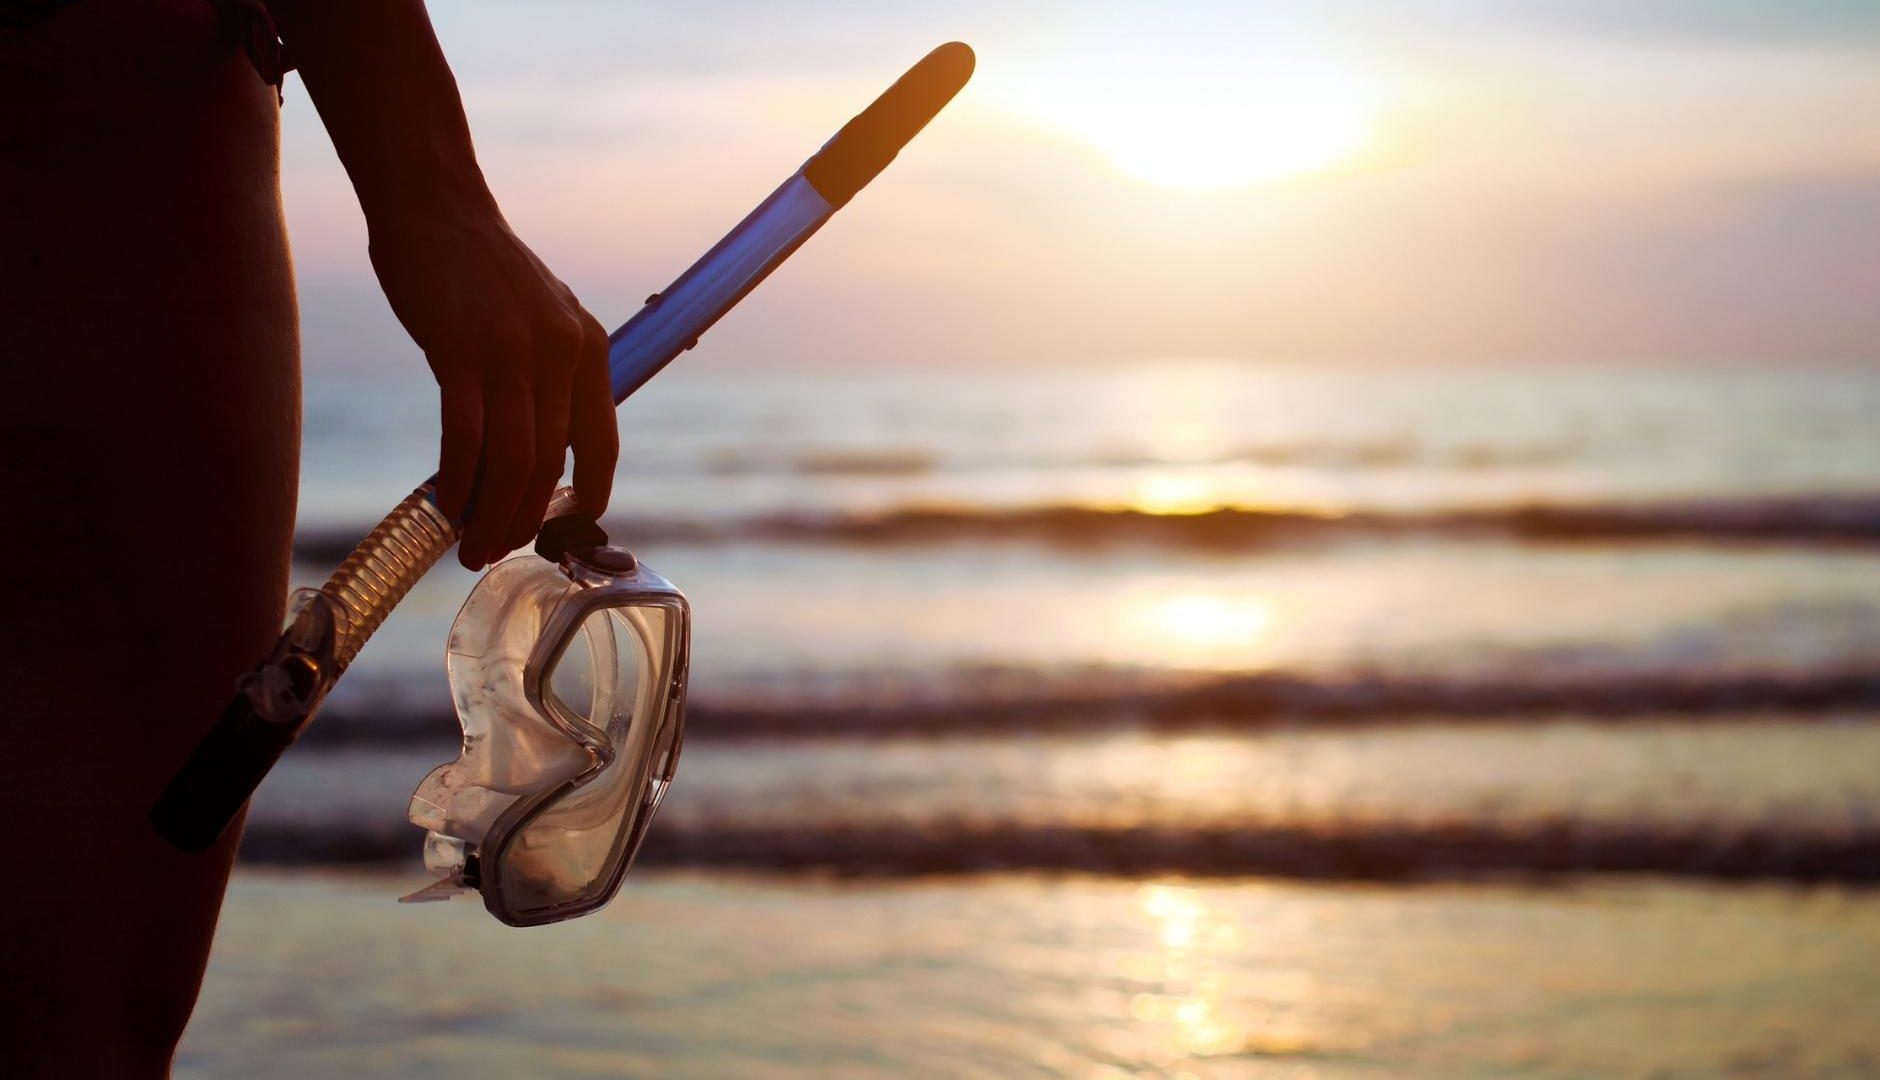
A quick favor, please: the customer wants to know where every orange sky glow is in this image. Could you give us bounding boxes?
[282,1,1880,372]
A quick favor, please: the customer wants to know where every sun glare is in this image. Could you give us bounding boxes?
[1158,593,1273,650]
[1009,45,1378,192]
[1130,592,1277,668]
[1132,473,1224,515]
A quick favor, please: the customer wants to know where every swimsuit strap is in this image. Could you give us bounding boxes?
[0,0,81,41]
[208,0,294,101]
[0,1,291,100]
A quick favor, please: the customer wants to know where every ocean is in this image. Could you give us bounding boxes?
[184,360,1880,1076]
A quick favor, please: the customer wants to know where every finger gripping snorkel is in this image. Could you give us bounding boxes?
[150,42,975,860]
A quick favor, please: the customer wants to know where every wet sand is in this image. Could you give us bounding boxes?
[182,870,1880,1078]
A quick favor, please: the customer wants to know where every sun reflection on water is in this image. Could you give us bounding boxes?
[1131,473,1228,515]
[1131,883,1248,1057]
[1127,590,1278,669]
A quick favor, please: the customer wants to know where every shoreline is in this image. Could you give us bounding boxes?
[182,870,1880,1078]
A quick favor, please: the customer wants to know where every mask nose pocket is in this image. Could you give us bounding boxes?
[409,558,593,845]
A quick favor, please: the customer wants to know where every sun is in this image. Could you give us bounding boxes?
[1009,45,1379,192]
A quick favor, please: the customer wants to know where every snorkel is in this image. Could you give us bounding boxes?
[152,42,976,858]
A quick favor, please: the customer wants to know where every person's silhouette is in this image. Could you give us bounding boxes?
[0,2,616,1071]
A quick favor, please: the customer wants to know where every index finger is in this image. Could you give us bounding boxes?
[569,317,619,516]
[460,374,535,569]
[434,371,483,523]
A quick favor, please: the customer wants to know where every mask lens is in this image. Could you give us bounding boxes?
[494,602,685,922]
[544,616,605,730]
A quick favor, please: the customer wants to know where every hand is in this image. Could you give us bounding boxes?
[367,203,618,569]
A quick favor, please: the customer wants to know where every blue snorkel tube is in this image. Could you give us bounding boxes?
[152,42,976,852]
[609,41,974,401]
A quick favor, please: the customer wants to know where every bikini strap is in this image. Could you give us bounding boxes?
[208,0,293,102]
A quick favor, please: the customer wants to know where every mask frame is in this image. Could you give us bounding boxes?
[405,543,689,927]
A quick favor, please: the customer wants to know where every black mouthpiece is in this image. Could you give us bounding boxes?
[803,41,975,207]
[150,692,301,852]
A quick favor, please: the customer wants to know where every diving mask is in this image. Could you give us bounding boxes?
[401,499,689,926]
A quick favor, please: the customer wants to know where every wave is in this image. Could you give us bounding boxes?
[705,447,936,477]
[294,494,1880,561]
[692,439,1565,477]
[235,816,1880,885]
[704,494,1880,549]
[302,668,1880,746]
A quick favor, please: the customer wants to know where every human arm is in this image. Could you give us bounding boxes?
[264,0,618,569]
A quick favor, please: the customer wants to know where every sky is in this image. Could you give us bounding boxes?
[281,1,1880,372]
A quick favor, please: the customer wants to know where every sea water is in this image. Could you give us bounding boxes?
[263,359,1880,880]
[190,359,1880,1075]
